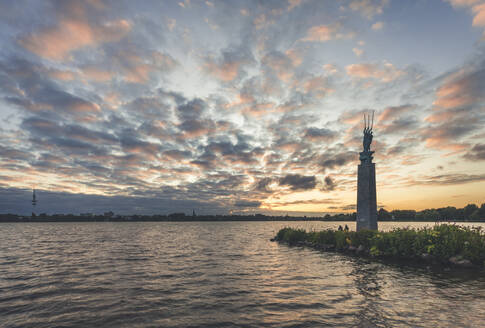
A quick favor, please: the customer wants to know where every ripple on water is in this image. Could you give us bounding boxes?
[1,221,485,328]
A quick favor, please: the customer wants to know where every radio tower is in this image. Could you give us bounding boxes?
[32,188,37,216]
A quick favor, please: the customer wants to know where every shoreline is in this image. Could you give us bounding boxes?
[1,216,485,223]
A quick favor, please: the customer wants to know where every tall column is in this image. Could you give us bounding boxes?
[356,156,377,231]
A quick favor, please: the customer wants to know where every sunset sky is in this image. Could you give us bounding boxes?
[0,0,484,215]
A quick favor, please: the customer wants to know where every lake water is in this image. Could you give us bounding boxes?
[1,221,485,327]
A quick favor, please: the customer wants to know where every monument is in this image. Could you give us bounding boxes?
[356,112,378,231]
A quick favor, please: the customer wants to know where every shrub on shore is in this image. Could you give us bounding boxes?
[274,225,485,267]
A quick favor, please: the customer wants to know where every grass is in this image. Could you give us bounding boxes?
[274,224,485,267]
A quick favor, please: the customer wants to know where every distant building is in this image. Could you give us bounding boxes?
[168,212,185,218]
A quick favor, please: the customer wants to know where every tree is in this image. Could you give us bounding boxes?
[463,204,478,221]
[378,208,391,220]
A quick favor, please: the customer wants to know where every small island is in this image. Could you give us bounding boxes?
[273,117,485,270]
[272,225,485,269]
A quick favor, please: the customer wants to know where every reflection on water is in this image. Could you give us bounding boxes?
[0,221,484,327]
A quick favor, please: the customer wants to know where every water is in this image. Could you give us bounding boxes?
[1,221,484,328]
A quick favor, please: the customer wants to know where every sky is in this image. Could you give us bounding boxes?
[0,0,484,216]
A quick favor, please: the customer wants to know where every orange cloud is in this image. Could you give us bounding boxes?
[432,68,483,110]
[204,51,250,83]
[301,76,333,97]
[371,21,384,30]
[346,62,404,82]
[349,0,389,19]
[19,1,131,61]
[204,61,239,82]
[472,3,485,26]
[378,104,415,122]
[302,24,351,42]
[288,0,303,11]
[48,69,77,81]
[82,66,113,82]
[446,0,485,38]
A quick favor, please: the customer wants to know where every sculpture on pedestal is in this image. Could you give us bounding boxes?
[356,111,378,231]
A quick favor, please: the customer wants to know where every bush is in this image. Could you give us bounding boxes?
[274,224,485,266]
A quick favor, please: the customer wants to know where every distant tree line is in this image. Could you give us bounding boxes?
[376,203,485,222]
[0,203,484,222]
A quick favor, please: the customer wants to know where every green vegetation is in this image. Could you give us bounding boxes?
[377,203,485,221]
[274,225,485,268]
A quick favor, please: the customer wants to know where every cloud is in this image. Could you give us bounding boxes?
[19,1,131,60]
[445,0,485,38]
[371,21,384,30]
[279,174,317,190]
[323,64,338,74]
[261,51,295,82]
[380,116,419,135]
[420,119,474,151]
[204,47,254,82]
[163,149,192,161]
[0,58,101,120]
[346,62,405,82]
[412,173,485,185]
[353,47,364,57]
[319,149,356,172]
[464,143,485,160]
[178,119,216,138]
[378,104,416,122]
[446,0,482,6]
[322,175,336,191]
[0,145,31,161]
[432,66,485,110]
[423,57,485,151]
[349,0,389,19]
[288,0,303,11]
[234,200,261,208]
[472,3,485,27]
[255,177,274,193]
[302,23,354,42]
[303,127,337,142]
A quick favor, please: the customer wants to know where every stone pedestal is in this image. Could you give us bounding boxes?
[357,156,377,231]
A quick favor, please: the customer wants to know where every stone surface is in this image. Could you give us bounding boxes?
[357,161,378,231]
[449,256,473,268]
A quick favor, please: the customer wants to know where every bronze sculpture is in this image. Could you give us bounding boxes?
[360,111,374,164]
[363,111,373,152]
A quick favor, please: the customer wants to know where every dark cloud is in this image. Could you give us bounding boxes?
[163,149,192,160]
[279,174,316,190]
[0,58,100,117]
[412,174,485,186]
[378,104,415,122]
[380,117,419,135]
[336,204,356,211]
[0,145,31,161]
[464,144,485,161]
[319,149,355,172]
[255,177,273,193]
[177,98,207,121]
[178,119,216,138]
[234,200,261,208]
[322,175,336,191]
[303,127,337,142]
